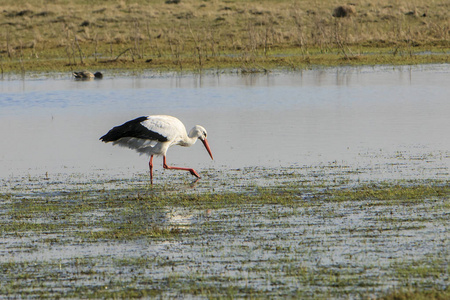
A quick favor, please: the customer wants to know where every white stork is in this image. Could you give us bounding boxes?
[100,115,213,184]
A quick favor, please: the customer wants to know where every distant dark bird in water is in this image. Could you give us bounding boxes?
[100,115,214,184]
[73,71,103,79]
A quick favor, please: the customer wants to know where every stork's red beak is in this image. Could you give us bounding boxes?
[201,138,214,160]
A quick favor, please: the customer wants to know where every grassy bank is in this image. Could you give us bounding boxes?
[0,0,449,73]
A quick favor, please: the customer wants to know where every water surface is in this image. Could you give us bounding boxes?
[1,65,449,183]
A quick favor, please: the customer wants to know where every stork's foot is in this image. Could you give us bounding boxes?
[190,178,200,187]
[189,169,201,178]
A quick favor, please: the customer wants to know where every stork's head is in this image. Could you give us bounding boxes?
[189,125,208,140]
[189,125,213,160]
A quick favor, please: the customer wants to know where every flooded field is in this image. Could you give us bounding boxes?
[0,65,449,298]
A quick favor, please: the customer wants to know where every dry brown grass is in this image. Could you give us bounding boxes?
[0,0,449,72]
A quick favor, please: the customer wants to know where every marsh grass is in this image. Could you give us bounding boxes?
[2,180,449,240]
[1,163,449,299]
[327,182,450,202]
[380,288,450,300]
[0,0,448,73]
[1,177,449,298]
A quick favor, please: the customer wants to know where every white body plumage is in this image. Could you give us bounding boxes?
[114,115,195,156]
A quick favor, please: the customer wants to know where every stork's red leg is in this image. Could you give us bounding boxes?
[149,155,154,184]
[163,156,201,178]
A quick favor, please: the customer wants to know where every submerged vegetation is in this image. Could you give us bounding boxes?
[0,0,449,73]
[1,170,449,298]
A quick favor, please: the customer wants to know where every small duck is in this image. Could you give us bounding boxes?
[73,71,103,80]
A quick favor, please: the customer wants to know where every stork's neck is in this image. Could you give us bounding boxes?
[180,132,198,147]
[180,125,205,147]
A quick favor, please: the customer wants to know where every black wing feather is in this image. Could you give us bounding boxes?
[100,116,168,143]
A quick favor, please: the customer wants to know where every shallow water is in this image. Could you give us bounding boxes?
[1,65,449,298]
[1,193,448,298]
[1,64,449,184]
